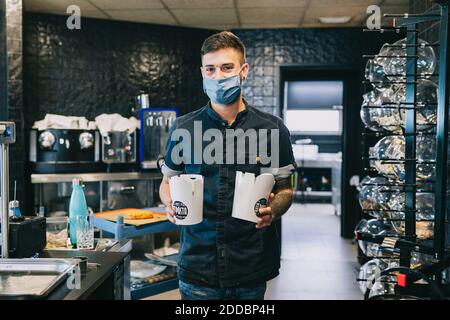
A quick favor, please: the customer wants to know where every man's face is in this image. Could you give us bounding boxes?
[201,48,249,81]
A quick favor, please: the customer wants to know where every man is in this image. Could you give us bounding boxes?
[159,31,296,300]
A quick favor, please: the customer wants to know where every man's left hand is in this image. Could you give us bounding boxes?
[256,193,275,229]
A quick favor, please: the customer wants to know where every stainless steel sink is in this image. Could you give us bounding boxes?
[0,258,78,298]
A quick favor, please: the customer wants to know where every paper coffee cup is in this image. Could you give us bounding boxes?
[169,174,204,225]
[232,171,275,223]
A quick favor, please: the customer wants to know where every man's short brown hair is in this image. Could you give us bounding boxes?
[201,31,246,65]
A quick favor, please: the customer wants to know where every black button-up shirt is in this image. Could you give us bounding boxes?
[161,100,296,288]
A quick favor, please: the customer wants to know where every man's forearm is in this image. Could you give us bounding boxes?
[270,189,293,220]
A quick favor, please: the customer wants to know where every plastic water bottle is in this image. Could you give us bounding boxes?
[9,200,24,222]
[69,178,88,246]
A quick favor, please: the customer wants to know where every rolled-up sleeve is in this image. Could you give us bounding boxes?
[263,121,297,181]
[160,119,185,178]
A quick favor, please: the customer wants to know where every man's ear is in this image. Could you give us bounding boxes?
[241,63,250,80]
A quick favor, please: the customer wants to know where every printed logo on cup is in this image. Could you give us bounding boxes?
[173,201,188,220]
[254,198,268,217]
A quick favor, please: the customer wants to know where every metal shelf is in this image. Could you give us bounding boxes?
[294,191,332,198]
[93,206,179,299]
[355,231,439,256]
[359,3,450,273]
[93,206,177,240]
[131,276,179,300]
[31,171,162,184]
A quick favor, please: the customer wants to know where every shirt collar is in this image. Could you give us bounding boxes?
[205,99,250,126]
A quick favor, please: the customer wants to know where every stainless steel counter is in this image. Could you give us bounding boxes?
[0,239,132,300]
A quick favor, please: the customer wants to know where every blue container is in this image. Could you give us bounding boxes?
[69,178,88,246]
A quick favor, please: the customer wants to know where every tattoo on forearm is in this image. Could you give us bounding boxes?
[271,189,293,220]
[273,178,292,193]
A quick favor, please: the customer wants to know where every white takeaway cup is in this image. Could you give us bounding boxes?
[232,171,275,223]
[169,174,204,225]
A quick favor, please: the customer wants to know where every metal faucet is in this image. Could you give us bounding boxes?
[0,122,16,258]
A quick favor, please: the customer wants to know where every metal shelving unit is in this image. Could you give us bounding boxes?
[93,206,179,299]
[131,275,178,300]
[93,211,177,240]
[356,1,450,299]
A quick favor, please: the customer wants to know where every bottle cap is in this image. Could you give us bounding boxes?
[9,200,19,209]
[72,178,83,186]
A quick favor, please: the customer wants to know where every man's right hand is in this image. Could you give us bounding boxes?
[160,175,176,224]
[166,201,176,224]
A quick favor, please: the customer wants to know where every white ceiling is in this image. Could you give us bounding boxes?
[23,0,410,29]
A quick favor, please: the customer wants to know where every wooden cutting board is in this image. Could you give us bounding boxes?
[94,208,167,226]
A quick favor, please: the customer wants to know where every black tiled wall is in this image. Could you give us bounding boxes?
[3,0,25,209]
[24,16,400,126]
[24,13,214,125]
[235,28,368,116]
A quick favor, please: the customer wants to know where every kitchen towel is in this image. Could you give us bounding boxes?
[32,114,96,130]
[95,113,140,136]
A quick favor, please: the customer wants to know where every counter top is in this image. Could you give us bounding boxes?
[40,249,130,300]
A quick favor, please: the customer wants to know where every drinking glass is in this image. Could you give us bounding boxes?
[76,211,94,250]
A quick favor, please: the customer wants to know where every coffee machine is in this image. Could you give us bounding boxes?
[100,129,138,173]
[30,128,101,173]
[140,108,178,169]
[102,130,137,164]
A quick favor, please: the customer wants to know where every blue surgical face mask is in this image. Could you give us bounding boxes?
[203,69,243,105]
